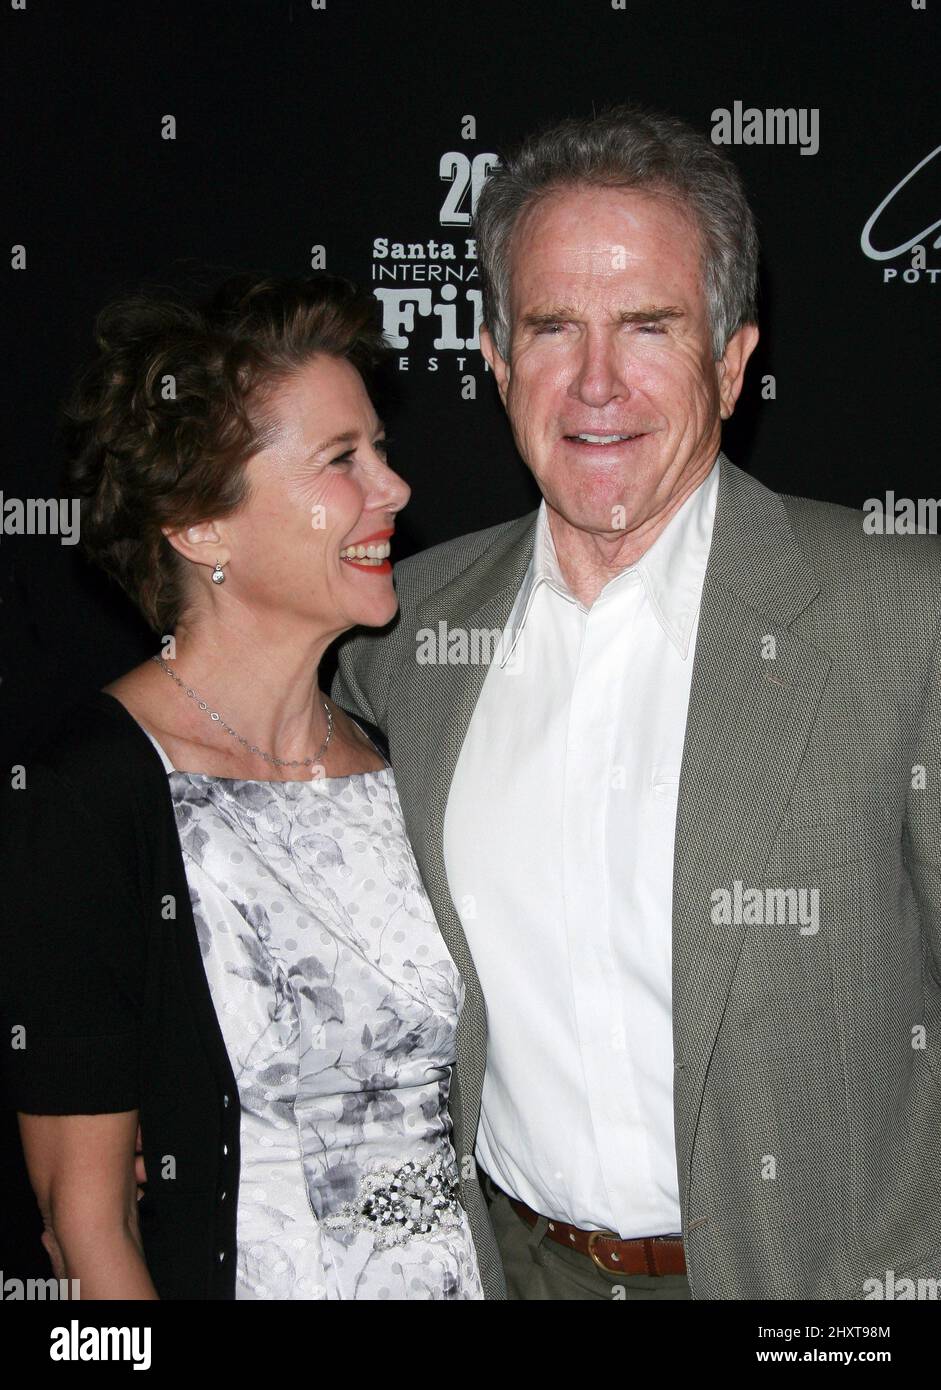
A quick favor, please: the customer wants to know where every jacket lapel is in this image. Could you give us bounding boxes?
[671,456,832,1213]
[393,457,832,1215]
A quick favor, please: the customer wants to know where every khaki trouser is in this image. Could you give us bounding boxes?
[481,1172,692,1301]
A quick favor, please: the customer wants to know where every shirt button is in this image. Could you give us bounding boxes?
[223,1094,230,1108]
[220,1190,227,1203]
[217,1250,225,1263]
[222,1144,228,1157]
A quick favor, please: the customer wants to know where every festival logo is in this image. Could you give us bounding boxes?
[370,150,498,372]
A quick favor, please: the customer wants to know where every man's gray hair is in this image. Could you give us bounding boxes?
[474,104,759,361]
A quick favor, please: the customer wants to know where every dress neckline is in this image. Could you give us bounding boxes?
[94,690,391,785]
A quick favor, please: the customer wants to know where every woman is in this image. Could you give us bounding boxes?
[0,273,484,1300]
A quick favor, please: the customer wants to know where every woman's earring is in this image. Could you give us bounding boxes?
[211,561,226,585]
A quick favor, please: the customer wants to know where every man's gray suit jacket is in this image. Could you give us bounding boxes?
[333,453,941,1300]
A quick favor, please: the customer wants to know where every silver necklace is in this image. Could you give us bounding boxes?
[150,655,333,770]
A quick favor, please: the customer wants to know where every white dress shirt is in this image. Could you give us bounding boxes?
[442,459,719,1237]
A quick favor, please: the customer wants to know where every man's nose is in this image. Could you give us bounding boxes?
[569,330,630,407]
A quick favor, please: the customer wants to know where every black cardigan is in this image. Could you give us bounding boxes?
[0,690,389,1300]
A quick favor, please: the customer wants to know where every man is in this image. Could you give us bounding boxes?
[334,105,941,1300]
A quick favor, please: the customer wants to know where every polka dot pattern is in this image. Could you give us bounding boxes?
[149,736,483,1302]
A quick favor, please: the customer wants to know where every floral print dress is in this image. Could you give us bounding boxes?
[144,730,484,1301]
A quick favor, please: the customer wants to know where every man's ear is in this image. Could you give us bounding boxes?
[480,324,511,405]
[717,322,759,420]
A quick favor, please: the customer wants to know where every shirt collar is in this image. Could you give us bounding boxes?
[500,457,719,667]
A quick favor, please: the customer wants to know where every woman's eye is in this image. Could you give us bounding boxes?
[329,438,389,466]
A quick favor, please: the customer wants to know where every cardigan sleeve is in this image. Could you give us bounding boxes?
[0,760,145,1114]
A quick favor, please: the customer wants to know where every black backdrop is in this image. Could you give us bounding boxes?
[1,0,938,1282]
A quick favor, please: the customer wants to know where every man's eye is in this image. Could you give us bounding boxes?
[329,452,355,466]
[637,323,667,335]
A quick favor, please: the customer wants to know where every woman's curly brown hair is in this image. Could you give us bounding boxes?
[62,272,389,634]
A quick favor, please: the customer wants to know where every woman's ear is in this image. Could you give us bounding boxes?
[161,520,228,569]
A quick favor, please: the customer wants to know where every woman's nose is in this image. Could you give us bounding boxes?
[371,457,411,513]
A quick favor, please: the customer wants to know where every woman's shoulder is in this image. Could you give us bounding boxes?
[7,690,169,816]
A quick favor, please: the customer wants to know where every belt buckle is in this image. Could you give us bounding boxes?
[587,1229,620,1273]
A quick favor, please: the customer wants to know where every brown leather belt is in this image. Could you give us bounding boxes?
[504,1190,687,1277]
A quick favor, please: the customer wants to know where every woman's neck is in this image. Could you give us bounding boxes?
[150,615,338,767]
